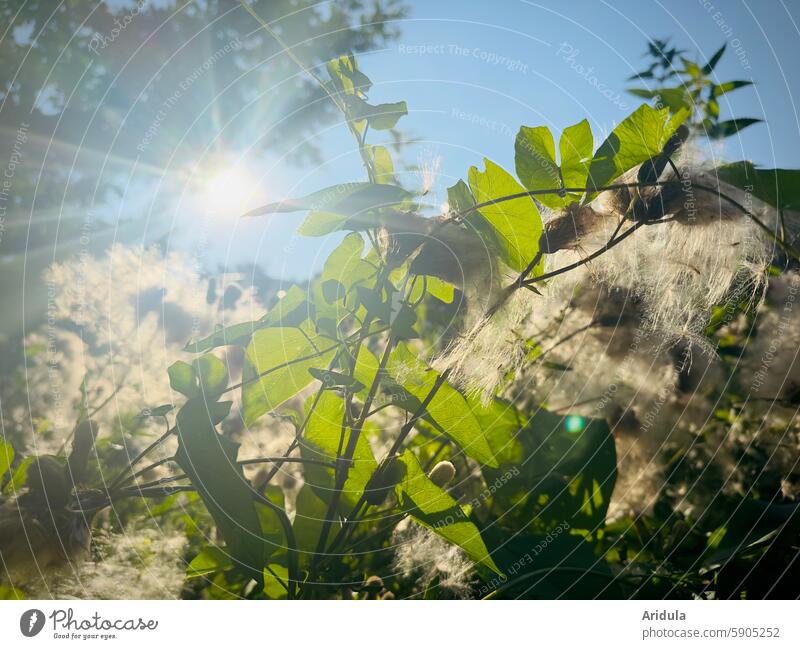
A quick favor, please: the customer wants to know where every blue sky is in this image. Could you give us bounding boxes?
[168,0,800,280]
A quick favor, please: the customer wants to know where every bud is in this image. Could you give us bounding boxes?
[363,575,384,599]
[363,575,384,591]
[428,460,456,488]
[68,419,99,483]
[364,455,405,506]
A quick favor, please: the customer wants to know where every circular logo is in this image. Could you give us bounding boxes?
[20,609,45,637]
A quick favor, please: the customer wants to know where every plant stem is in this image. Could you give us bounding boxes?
[251,490,298,600]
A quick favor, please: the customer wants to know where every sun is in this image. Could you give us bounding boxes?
[200,163,261,218]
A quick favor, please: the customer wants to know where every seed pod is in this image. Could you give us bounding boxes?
[428,460,456,488]
[68,419,98,483]
[539,203,612,254]
[364,455,405,506]
[363,575,384,591]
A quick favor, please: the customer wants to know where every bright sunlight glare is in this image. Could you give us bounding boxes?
[198,162,262,219]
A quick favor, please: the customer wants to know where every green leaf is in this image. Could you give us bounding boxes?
[183,286,310,353]
[307,368,364,391]
[367,144,395,184]
[168,361,198,398]
[300,391,378,511]
[243,182,413,223]
[515,125,562,208]
[446,179,475,215]
[186,546,233,579]
[389,262,455,307]
[467,159,543,272]
[410,275,455,305]
[174,399,265,587]
[712,80,753,98]
[192,354,228,399]
[242,325,338,426]
[292,484,331,568]
[627,88,659,99]
[0,584,25,600]
[716,161,800,210]
[395,450,500,574]
[701,498,800,569]
[321,232,375,295]
[263,564,289,599]
[681,57,703,80]
[702,43,726,74]
[345,96,408,130]
[587,103,687,192]
[559,119,593,200]
[255,485,287,562]
[298,212,349,236]
[657,87,692,112]
[0,440,14,477]
[486,410,616,533]
[389,343,497,467]
[467,397,524,466]
[483,530,619,598]
[706,117,762,139]
[261,286,313,328]
[136,404,175,419]
[353,346,427,420]
[327,55,372,96]
[3,456,34,495]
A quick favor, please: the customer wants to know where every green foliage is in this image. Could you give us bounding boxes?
[300,391,378,510]
[0,440,13,477]
[183,285,310,353]
[389,344,497,467]
[174,399,266,587]
[587,103,688,192]
[486,410,616,534]
[514,119,593,208]
[394,450,500,574]
[48,45,797,601]
[716,161,800,211]
[245,182,413,223]
[468,159,543,272]
[628,40,759,139]
[242,324,338,425]
[292,484,331,568]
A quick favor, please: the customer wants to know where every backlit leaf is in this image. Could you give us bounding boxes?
[175,399,265,586]
[242,325,338,426]
[389,343,496,467]
[395,450,500,574]
[468,159,543,272]
[587,103,688,192]
[515,125,562,208]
